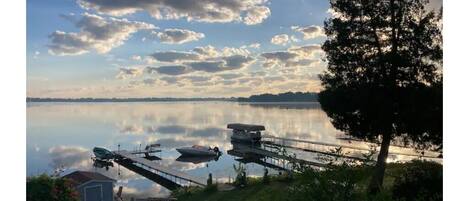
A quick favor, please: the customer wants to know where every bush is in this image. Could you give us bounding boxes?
[392,160,442,201]
[233,163,247,187]
[27,174,79,201]
[288,164,364,201]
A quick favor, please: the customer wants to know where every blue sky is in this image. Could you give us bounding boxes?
[26,0,441,98]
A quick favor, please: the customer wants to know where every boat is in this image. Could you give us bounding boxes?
[176,145,221,156]
[92,158,114,170]
[227,123,265,143]
[93,147,115,160]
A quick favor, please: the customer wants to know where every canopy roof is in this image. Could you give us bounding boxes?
[227,123,265,131]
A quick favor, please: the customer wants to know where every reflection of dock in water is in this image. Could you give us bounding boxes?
[114,150,206,187]
[263,135,441,159]
[115,158,181,190]
[227,142,327,171]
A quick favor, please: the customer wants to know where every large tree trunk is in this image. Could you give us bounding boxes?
[368,132,392,194]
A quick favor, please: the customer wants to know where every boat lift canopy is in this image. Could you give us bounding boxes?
[227,123,265,132]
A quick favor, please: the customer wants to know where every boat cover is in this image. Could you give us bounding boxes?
[227,123,265,131]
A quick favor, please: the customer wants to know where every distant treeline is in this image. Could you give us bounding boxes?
[27,97,236,102]
[238,92,318,102]
[27,92,318,103]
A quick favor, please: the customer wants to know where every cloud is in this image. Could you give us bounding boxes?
[155,125,188,134]
[146,65,191,75]
[193,45,218,58]
[291,25,325,39]
[288,44,322,57]
[249,43,261,49]
[131,55,142,61]
[148,47,254,74]
[160,77,180,84]
[223,55,255,69]
[185,55,254,73]
[150,51,200,62]
[116,67,143,79]
[78,0,271,25]
[185,61,226,73]
[48,13,155,56]
[261,51,298,61]
[271,34,290,45]
[153,28,205,44]
[48,146,90,169]
[260,44,323,68]
[182,75,212,83]
[217,73,244,80]
[243,6,271,25]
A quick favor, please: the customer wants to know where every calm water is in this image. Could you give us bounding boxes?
[26,101,426,198]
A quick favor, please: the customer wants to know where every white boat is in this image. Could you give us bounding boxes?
[227,123,265,143]
[176,145,221,156]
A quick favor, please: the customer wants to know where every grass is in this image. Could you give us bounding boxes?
[173,162,440,201]
[175,177,293,201]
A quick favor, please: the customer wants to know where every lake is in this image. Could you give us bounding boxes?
[26,101,429,198]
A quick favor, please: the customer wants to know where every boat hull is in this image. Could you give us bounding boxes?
[176,148,217,156]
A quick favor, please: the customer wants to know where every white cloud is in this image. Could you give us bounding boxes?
[48,13,155,56]
[116,67,143,79]
[291,25,325,39]
[193,45,219,58]
[271,34,290,46]
[131,55,142,61]
[78,0,271,25]
[153,28,205,44]
[249,43,261,49]
[243,6,271,25]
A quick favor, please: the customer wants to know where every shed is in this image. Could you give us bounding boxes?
[63,171,115,201]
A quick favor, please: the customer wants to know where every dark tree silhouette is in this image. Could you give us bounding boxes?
[318,0,442,193]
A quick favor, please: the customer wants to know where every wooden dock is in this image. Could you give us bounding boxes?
[230,143,327,168]
[114,150,206,186]
[263,135,441,159]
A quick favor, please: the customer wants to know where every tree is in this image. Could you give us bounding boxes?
[318,0,442,193]
[27,174,79,201]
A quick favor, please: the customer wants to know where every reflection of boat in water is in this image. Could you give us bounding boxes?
[176,155,219,164]
[93,147,115,160]
[176,145,221,156]
[228,123,265,143]
[92,158,114,170]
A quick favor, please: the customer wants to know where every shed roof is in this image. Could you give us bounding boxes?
[63,171,115,186]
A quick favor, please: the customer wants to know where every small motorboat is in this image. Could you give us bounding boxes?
[92,158,114,170]
[227,123,265,143]
[176,145,221,156]
[93,147,115,160]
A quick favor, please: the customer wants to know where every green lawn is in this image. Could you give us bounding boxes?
[173,162,441,201]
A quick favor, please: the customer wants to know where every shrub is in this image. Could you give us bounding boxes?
[27,174,79,201]
[392,160,442,201]
[288,164,363,201]
[233,163,247,187]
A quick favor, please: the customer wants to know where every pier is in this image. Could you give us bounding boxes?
[114,150,206,187]
[228,142,327,171]
[263,135,442,159]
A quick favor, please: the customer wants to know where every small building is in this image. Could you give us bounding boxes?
[63,171,115,201]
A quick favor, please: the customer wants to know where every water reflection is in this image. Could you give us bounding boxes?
[176,155,220,164]
[27,102,432,198]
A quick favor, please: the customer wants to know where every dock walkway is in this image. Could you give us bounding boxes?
[114,150,206,186]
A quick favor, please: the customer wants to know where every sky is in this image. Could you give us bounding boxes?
[26,0,442,98]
